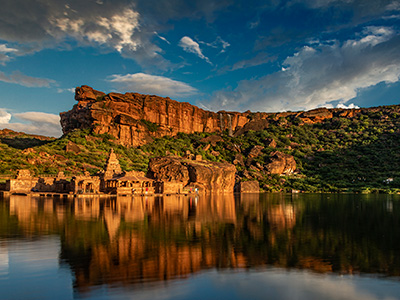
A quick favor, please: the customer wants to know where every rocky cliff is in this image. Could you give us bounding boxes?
[60,85,249,147]
[60,86,362,147]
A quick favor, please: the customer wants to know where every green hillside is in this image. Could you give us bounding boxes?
[1,105,400,193]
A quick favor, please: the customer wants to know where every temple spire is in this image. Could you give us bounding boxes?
[104,148,122,179]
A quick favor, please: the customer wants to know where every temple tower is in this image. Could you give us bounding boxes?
[104,149,122,179]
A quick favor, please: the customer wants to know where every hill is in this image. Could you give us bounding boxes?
[1,86,400,193]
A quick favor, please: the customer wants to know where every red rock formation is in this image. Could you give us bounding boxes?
[60,86,362,147]
[147,156,236,193]
[60,86,250,147]
[235,181,260,193]
[265,151,297,175]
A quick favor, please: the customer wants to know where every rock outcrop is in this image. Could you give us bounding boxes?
[265,151,297,175]
[147,156,236,193]
[235,181,260,193]
[60,86,362,147]
[60,86,249,147]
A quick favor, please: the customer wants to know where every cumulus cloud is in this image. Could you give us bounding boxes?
[206,26,400,112]
[336,103,360,109]
[108,73,198,97]
[179,36,212,64]
[0,109,12,124]
[0,111,62,137]
[0,71,55,88]
[50,8,141,53]
[0,0,170,69]
[0,0,230,69]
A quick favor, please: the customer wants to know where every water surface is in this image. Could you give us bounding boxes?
[1,193,400,299]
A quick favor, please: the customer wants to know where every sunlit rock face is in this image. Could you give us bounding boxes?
[60,86,249,147]
[147,156,236,193]
[60,86,362,147]
[265,151,297,175]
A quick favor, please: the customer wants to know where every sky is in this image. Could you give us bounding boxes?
[0,0,399,137]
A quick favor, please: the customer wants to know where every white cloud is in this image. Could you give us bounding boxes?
[0,109,12,124]
[179,36,212,64]
[0,71,55,88]
[207,26,400,112]
[57,88,75,93]
[0,44,18,63]
[201,36,230,53]
[14,112,60,125]
[0,44,18,53]
[0,111,62,137]
[108,73,198,97]
[50,8,141,53]
[154,32,170,44]
[386,1,400,11]
[337,103,360,109]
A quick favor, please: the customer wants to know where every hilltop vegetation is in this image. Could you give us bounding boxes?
[1,105,400,193]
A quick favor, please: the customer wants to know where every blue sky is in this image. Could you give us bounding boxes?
[0,0,399,136]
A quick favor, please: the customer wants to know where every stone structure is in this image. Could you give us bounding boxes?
[103,149,122,179]
[71,173,101,194]
[6,170,38,194]
[104,171,156,195]
[1,149,238,195]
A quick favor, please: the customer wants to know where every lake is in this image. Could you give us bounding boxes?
[1,193,400,300]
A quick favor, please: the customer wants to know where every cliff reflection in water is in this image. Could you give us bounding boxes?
[1,193,400,294]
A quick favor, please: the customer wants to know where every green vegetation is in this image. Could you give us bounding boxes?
[140,119,159,132]
[2,105,400,193]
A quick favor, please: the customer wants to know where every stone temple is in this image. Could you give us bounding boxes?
[0,149,247,196]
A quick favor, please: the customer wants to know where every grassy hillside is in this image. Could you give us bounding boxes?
[1,105,400,193]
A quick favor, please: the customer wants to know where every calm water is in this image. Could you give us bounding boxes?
[1,193,400,300]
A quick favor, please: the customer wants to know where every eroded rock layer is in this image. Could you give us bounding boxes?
[60,85,362,147]
[60,86,249,147]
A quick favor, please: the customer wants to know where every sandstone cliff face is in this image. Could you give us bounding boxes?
[60,86,249,147]
[60,85,361,147]
[147,156,236,193]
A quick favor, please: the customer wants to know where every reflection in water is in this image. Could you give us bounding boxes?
[1,193,400,299]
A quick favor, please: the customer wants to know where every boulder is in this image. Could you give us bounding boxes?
[200,135,224,146]
[147,157,190,184]
[233,153,245,166]
[298,108,333,123]
[66,141,81,154]
[265,151,297,175]
[246,145,264,166]
[248,145,264,158]
[147,156,236,193]
[265,138,277,148]
[234,119,269,136]
[235,181,260,193]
